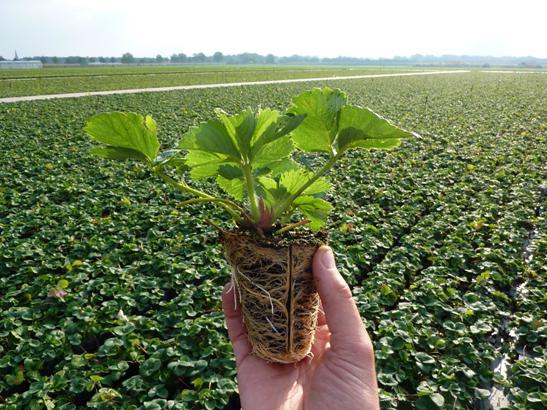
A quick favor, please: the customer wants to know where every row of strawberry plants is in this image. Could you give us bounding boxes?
[0,66,415,98]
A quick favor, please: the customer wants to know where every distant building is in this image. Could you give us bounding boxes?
[88,62,123,66]
[0,60,43,69]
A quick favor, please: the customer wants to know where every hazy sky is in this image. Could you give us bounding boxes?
[1,0,546,59]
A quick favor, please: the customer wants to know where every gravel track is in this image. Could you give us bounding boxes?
[0,70,470,104]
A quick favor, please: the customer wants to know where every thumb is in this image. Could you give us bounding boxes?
[313,246,370,351]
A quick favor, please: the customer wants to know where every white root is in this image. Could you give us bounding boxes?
[237,269,275,315]
[265,316,280,334]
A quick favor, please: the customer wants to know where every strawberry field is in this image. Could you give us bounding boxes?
[0,66,421,98]
[0,72,545,409]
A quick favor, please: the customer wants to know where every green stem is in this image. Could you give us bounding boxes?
[153,169,242,223]
[154,170,212,199]
[273,154,340,219]
[180,197,245,214]
[243,165,260,222]
[275,219,310,235]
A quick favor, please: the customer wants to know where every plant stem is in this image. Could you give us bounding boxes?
[180,197,245,214]
[275,219,310,235]
[154,169,212,199]
[273,154,340,219]
[242,165,260,222]
[153,169,242,223]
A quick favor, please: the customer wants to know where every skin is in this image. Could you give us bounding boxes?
[222,245,380,410]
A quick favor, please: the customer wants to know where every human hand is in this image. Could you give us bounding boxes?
[222,245,380,410]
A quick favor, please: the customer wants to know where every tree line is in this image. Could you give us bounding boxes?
[0,52,544,67]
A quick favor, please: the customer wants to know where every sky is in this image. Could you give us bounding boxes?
[1,0,546,59]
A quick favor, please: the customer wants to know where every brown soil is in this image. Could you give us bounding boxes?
[221,229,326,363]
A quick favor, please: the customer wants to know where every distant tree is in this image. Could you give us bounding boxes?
[110,57,116,63]
[156,54,164,63]
[192,52,207,63]
[234,53,263,64]
[52,56,59,64]
[98,56,106,63]
[40,57,48,64]
[170,53,187,63]
[14,50,19,61]
[265,54,276,64]
[89,57,96,63]
[121,52,135,64]
[213,51,224,63]
[0,56,5,61]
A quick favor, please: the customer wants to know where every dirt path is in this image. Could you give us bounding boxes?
[0,70,470,104]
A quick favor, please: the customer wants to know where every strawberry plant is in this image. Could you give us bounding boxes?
[84,87,414,362]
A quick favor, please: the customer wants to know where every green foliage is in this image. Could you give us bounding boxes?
[0,65,421,98]
[288,87,414,154]
[1,72,545,408]
[84,112,160,161]
[86,87,411,233]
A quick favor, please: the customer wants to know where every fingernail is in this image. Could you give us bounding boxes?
[320,246,335,269]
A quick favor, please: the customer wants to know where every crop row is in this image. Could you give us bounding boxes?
[0,66,422,98]
[0,72,545,408]
[0,65,424,80]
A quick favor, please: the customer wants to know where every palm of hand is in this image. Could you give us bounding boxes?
[237,322,348,410]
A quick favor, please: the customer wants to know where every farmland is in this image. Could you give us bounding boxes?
[0,65,428,98]
[0,71,545,409]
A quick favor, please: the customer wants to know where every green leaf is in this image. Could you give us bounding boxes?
[336,105,414,152]
[416,396,444,409]
[251,108,281,147]
[57,279,69,289]
[259,158,300,176]
[140,358,162,377]
[257,177,289,209]
[250,110,304,156]
[218,108,256,158]
[216,175,245,200]
[279,168,330,196]
[178,125,199,149]
[415,352,436,364]
[293,196,332,231]
[288,87,347,153]
[84,112,160,161]
[89,146,147,162]
[122,376,145,392]
[218,164,243,180]
[167,360,195,377]
[430,393,445,406]
[253,136,294,169]
[257,176,277,191]
[5,370,24,386]
[185,150,229,179]
[216,164,246,201]
[186,119,240,160]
